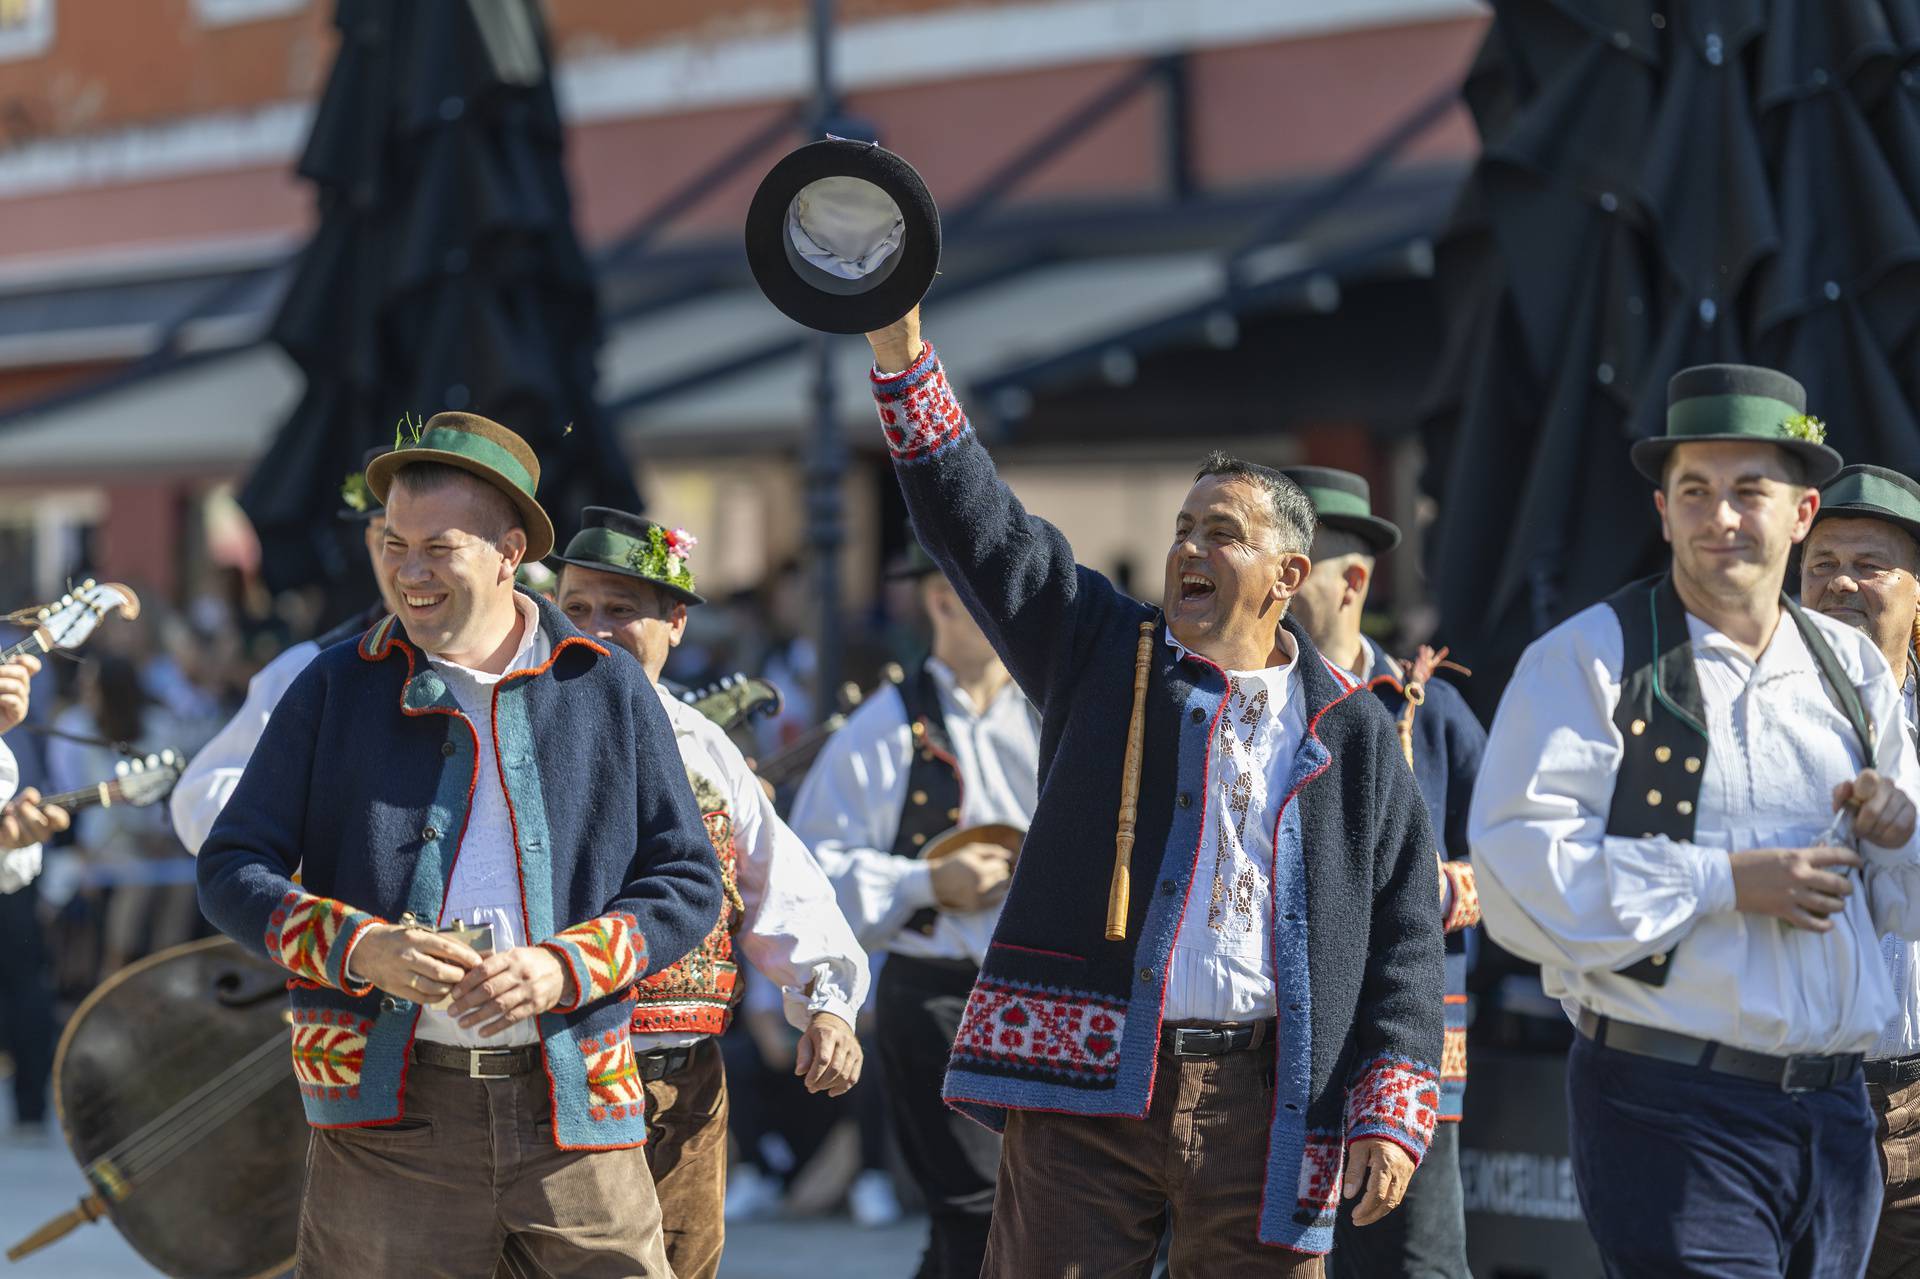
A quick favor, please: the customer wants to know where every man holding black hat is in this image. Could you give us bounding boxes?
[1285,465,1480,1279]
[172,449,398,855]
[197,413,722,1277]
[788,541,1039,1279]
[1473,364,1920,1274]
[549,506,869,1279]
[1800,463,1920,1276]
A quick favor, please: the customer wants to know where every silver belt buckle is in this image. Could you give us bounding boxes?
[1779,1054,1830,1093]
[469,1049,514,1080]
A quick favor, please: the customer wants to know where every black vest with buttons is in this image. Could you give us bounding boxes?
[1604,574,1874,985]
[891,661,964,936]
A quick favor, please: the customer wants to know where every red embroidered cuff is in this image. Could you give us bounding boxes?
[540,913,645,1013]
[265,890,383,995]
[1344,1054,1439,1163]
[871,343,970,462]
[1440,860,1480,933]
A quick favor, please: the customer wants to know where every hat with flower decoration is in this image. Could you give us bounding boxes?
[365,411,555,560]
[549,507,704,605]
[337,446,390,522]
[1630,364,1843,486]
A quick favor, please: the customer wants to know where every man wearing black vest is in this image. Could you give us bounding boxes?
[788,545,1039,1279]
[1799,463,1920,1277]
[1473,364,1920,1275]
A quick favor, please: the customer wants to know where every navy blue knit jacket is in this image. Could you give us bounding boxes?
[197,590,723,1150]
[1356,636,1486,1121]
[873,346,1444,1255]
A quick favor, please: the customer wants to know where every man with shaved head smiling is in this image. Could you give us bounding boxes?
[1800,463,1920,1277]
[1473,366,1920,1276]
[858,305,1443,1276]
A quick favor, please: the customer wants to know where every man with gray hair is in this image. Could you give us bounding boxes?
[856,304,1443,1276]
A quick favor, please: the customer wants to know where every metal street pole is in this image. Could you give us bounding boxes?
[805,0,844,715]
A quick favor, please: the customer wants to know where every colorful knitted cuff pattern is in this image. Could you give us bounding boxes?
[542,912,645,1012]
[1441,861,1480,933]
[266,890,383,995]
[871,344,971,462]
[1343,1053,1440,1162]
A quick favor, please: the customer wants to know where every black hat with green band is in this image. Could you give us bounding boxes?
[365,412,555,560]
[337,446,389,522]
[550,507,704,605]
[1812,464,1920,548]
[1630,364,1842,486]
[1280,465,1401,554]
[884,540,940,581]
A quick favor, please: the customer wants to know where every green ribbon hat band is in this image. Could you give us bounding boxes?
[1302,487,1372,520]
[1665,394,1805,441]
[564,524,699,594]
[412,426,537,497]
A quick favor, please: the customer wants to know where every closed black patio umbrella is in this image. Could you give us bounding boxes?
[240,0,640,602]
[1424,0,1920,716]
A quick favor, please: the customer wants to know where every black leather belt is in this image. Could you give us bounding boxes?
[1160,1020,1271,1058]
[411,1040,543,1079]
[635,1045,696,1083]
[1577,1009,1862,1093]
[1865,1053,1920,1090]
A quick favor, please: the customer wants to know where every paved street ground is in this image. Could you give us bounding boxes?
[0,1129,921,1277]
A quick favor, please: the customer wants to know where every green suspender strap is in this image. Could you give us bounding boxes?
[1601,577,1873,987]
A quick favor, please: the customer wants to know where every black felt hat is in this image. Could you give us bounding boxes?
[549,506,705,606]
[1630,364,1843,486]
[1812,464,1920,549]
[1280,466,1402,554]
[746,139,941,336]
[337,446,390,522]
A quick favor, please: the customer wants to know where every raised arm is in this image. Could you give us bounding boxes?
[866,307,1125,705]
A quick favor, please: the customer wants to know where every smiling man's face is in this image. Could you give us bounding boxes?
[1655,440,1816,608]
[1801,515,1920,674]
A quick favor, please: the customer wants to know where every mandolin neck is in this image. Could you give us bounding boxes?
[0,630,47,664]
[39,780,122,814]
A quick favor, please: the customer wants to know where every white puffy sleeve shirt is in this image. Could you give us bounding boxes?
[656,686,869,1033]
[169,639,321,856]
[1469,601,1920,1057]
[787,664,1040,965]
[0,735,40,894]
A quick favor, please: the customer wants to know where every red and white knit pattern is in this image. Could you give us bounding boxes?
[872,345,969,462]
[578,1028,646,1121]
[950,978,1126,1080]
[290,1009,370,1102]
[1296,1131,1345,1226]
[1344,1053,1439,1156]
[544,912,644,1011]
[266,891,373,993]
[1441,860,1480,933]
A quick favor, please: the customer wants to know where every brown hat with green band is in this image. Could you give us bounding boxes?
[550,506,704,605]
[1813,464,1920,548]
[1629,363,1842,486]
[365,412,555,560]
[1279,465,1401,554]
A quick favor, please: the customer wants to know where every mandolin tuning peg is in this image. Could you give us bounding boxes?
[114,760,129,777]
[82,579,95,589]
[130,758,145,773]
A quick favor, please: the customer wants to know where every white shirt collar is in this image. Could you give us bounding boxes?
[925,655,1023,718]
[1162,625,1300,678]
[1684,608,1818,684]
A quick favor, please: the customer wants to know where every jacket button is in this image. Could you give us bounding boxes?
[1139,968,1154,982]
[423,826,440,841]
[1284,912,1299,922]
[1189,707,1204,723]
[441,741,456,758]
[1178,792,1192,809]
